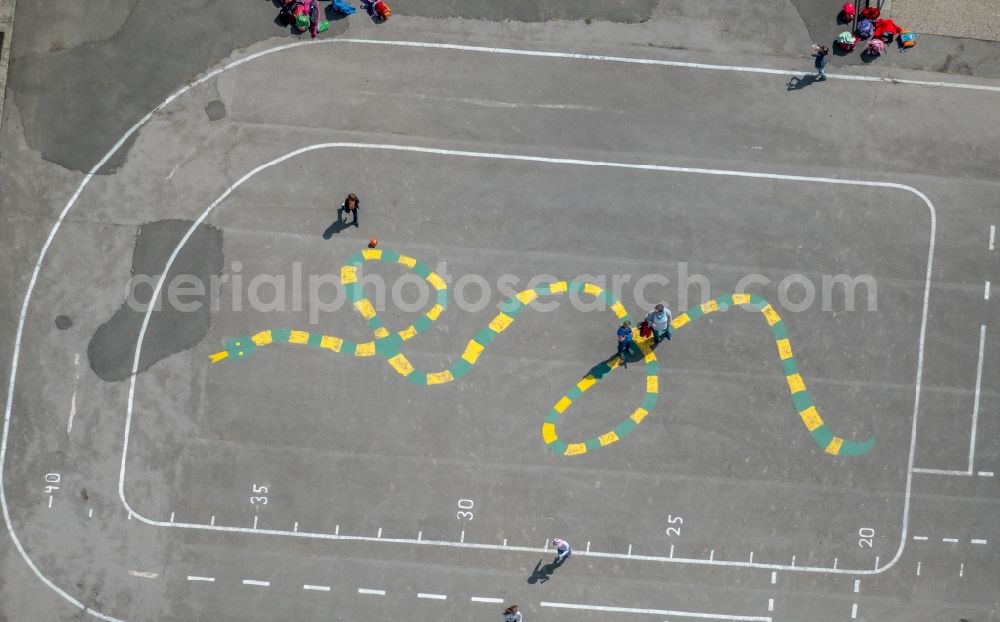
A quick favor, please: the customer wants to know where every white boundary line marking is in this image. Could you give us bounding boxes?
[911,467,972,476]
[417,592,447,600]
[187,576,215,582]
[990,225,996,250]
[966,325,986,472]
[303,584,330,591]
[358,588,385,596]
[971,539,988,544]
[471,596,504,603]
[985,282,991,301]
[540,600,772,621]
[0,37,939,622]
[242,579,270,587]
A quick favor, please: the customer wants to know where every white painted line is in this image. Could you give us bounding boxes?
[851,603,858,619]
[709,549,714,561]
[586,540,590,553]
[210,515,215,526]
[502,537,507,547]
[943,538,959,543]
[853,579,860,593]
[912,467,972,476]
[358,588,385,596]
[916,561,921,576]
[377,527,382,538]
[47,495,53,509]
[335,524,339,536]
[967,325,987,472]
[874,556,879,569]
[66,353,80,436]
[187,576,215,582]
[790,556,795,567]
[669,544,674,559]
[767,599,773,612]
[628,544,633,557]
[749,552,754,563]
[459,529,464,543]
[127,511,133,520]
[985,282,991,301]
[978,471,994,477]
[293,521,298,532]
[417,593,447,600]
[253,515,258,530]
[169,512,175,524]
[913,536,928,541]
[833,558,838,569]
[771,572,776,585]
[991,225,996,251]
[243,579,270,587]
[971,539,988,544]
[127,570,158,579]
[88,508,93,518]
[303,584,330,592]
[960,563,965,577]
[540,600,771,621]
[471,597,504,604]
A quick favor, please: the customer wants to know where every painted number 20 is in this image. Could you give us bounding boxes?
[666,514,683,537]
[457,498,474,520]
[858,527,875,548]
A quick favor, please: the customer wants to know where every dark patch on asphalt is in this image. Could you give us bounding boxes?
[205,99,227,122]
[55,315,73,330]
[88,219,223,382]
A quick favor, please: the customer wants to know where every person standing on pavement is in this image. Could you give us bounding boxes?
[341,192,360,227]
[551,538,572,563]
[645,303,673,345]
[616,321,635,369]
[503,605,523,622]
[812,44,829,80]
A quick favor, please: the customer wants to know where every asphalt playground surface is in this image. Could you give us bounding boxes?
[1,2,999,622]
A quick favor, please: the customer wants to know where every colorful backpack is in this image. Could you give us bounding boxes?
[899,29,916,48]
[857,18,874,38]
[841,2,856,21]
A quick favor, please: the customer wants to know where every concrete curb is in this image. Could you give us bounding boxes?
[0,0,15,130]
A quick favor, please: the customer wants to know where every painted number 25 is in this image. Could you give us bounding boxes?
[457,498,474,520]
[666,514,683,537]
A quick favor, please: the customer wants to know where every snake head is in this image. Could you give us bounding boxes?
[224,336,256,361]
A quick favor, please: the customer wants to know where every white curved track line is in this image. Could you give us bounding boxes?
[1,37,939,622]
[121,142,936,579]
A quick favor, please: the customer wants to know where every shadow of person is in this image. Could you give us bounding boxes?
[526,558,560,584]
[786,74,820,91]
[322,215,352,239]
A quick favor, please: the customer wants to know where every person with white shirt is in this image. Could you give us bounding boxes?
[645,303,673,344]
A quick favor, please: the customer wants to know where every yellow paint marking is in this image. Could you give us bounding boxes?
[289,330,310,345]
[399,325,418,341]
[397,255,417,268]
[630,407,649,424]
[354,342,376,357]
[489,312,514,333]
[554,396,572,414]
[516,289,538,305]
[786,373,806,394]
[610,301,628,319]
[354,299,377,320]
[427,272,446,291]
[732,293,751,305]
[825,436,843,455]
[340,265,357,284]
[577,376,597,392]
[542,423,558,444]
[672,313,690,329]
[776,338,793,360]
[599,430,619,446]
[646,375,659,394]
[549,281,568,293]
[373,327,390,339]
[462,340,485,364]
[643,350,657,364]
[362,248,382,260]
[387,353,414,376]
[761,304,781,327]
[798,406,824,431]
[564,443,588,456]
[426,304,444,321]
[209,351,229,363]
[320,335,343,352]
[583,282,603,297]
[251,330,273,346]
[426,370,455,385]
[701,299,719,314]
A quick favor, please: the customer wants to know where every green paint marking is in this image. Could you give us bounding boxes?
[214,253,875,459]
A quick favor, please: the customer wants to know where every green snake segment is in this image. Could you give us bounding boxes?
[210,248,875,458]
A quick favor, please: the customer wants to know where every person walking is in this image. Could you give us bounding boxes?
[551,537,572,563]
[812,44,829,81]
[616,321,635,369]
[341,193,360,227]
[503,605,523,622]
[645,303,673,345]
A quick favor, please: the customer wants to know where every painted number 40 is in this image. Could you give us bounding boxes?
[666,514,683,537]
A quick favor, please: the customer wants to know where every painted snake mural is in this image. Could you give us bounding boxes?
[210,248,875,457]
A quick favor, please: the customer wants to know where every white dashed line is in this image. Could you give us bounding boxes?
[87,508,93,518]
[243,579,270,587]
[127,570,158,579]
[187,576,215,582]
[971,539,988,545]
[66,353,80,436]
[767,598,774,612]
[916,561,922,576]
[471,597,504,604]
[985,282,991,300]
[978,471,994,477]
[960,563,965,577]
[851,602,858,619]
[417,593,447,600]
[943,538,959,543]
[853,579,860,593]
[358,588,385,596]
[990,225,996,250]
[303,584,330,592]
[913,535,928,541]
[771,572,777,585]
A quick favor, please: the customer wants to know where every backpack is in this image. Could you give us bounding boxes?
[857,18,874,38]
[899,29,916,48]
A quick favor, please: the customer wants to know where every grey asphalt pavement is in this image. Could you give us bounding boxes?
[1,3,999,622]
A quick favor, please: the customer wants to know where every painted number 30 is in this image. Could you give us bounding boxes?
[457,499,474,520]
